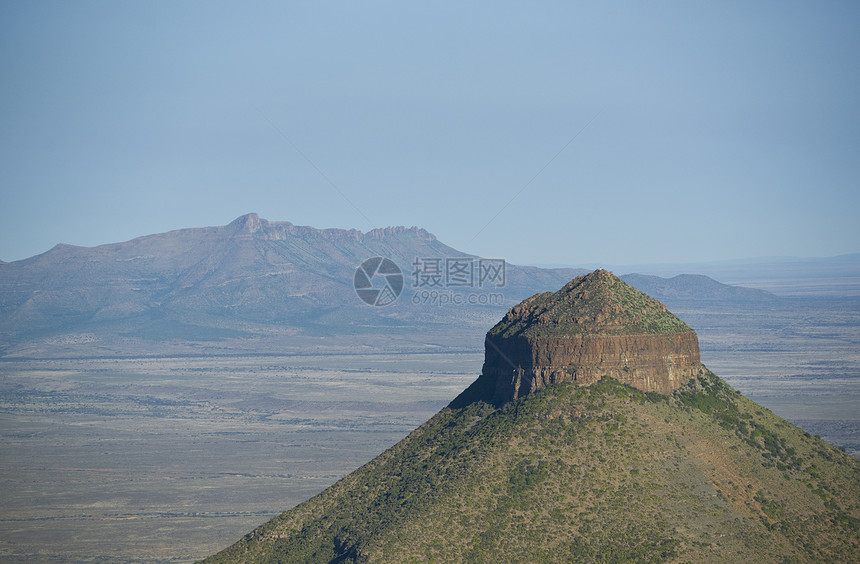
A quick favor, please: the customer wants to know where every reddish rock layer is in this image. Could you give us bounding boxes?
[483,331,702,402]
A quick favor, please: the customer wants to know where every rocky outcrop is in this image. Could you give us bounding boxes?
[227,213,435,243]
[481,269,703,402]
[484,331,701,400]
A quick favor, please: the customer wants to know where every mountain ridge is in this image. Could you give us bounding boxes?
[23,214,440,259]
[0,214,493,347]
[0,214,777,358]
[620,273,778,303]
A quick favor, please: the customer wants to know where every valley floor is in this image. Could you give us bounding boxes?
[0,295,858,562]
[0,353,480,563]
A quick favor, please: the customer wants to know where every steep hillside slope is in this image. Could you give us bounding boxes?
[202,372,859,563]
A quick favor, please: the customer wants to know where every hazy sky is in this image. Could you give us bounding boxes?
[1,1,858,266]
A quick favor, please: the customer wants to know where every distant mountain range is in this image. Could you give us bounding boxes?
[0,214,777,357]
[620,273,778,303]
[567,253,860,297]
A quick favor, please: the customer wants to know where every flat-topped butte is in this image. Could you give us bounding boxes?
[482,270,702,400]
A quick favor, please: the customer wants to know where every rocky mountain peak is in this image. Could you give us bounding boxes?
[222,214,437,244]
[481,270,702,401]
[229,212,265,233]
[491,269,692,339]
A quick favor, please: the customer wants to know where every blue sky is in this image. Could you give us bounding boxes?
[1,1,858,265]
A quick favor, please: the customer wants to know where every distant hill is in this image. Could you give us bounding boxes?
[620,273,778,303]
[0,214,779,357]
[201,273,859,563]
[0,214,584,350]
[592,254,860,297]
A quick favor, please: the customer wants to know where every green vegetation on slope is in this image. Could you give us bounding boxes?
[489,270,692,339]
[201,371,859,563]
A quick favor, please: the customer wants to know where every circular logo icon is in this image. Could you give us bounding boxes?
[354,257,403,306]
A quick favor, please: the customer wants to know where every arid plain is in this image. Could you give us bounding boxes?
[1,287,858,562]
